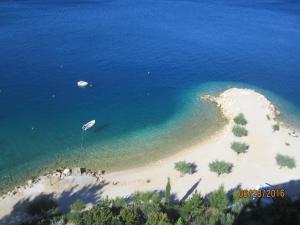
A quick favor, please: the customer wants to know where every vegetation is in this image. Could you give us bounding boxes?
[70,199,85,212]
[174,161,196,175]
[21,185,300,225]
[276,154,296,169]
[26,195,58,217]
[273,123,280,131]
[231,142,249,154]
[165,178,171,207]
[209,160,233,176]
[208,186,228,211]
[233,113,247,125]
[232,125,248,137]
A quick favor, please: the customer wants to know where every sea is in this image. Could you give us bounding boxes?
[0,0,300,192]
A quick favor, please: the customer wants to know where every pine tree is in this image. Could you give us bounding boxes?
[165,177,171,207]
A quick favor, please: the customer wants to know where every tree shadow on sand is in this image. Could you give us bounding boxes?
[0,182,108,225]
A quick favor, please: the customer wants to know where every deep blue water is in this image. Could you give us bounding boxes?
[0,0,300,191]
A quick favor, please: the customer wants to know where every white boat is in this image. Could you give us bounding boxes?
[77,81,89,88]
[82,120,96,131]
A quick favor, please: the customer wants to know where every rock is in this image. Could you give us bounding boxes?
[27,179,33,186]
[63,168,71,176]
[73,167,85,176]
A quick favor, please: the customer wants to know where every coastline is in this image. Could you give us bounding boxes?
[1,87,300,224]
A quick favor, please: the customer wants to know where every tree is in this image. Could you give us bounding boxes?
[209,160,233,176]
[165,178,171,207]
[146,212,171,225]
[174,161,196,176]
[208,186,229,212]
[273,123,280,131]
[276,154,296,169]
[234,113,247,125]
[132,191,162,216]
[231,189,250,214]
[175,217,184,225]
[232,125,248,137]
[120,206,146,225]
[26,195,58,217]
[231,142,249,154]
[70,199,85,212]
[180,191,205,223]
[81,199,115,225]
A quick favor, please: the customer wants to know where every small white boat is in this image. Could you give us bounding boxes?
[77,81,89,88]
[82,120,96,131]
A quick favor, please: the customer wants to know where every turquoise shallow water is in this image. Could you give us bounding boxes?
[1,0,300,192]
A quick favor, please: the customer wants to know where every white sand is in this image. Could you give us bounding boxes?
[1,88,300,224]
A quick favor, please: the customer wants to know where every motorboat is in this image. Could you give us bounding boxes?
[77,81,89,88]
[82,120,96,131]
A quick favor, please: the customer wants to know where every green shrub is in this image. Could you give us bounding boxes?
[120,206,146,225]
[276,154,296,169]
[232,125,248,137]
[67,212,82,225]
[70,199,85,212]
[234,113,247,125]
[174,161,196,175]
[273,123,280,131]
[208,186,229,211]
[180,191,205,222]
[231,142,249,154]
[81,200,115,225]
[209,160,233,176]
[175,217,184,225]
[26,195,58,216]
[132,191,162,216]
[146,212,171,225]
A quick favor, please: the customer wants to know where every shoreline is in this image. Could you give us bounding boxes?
[1,87,300,224]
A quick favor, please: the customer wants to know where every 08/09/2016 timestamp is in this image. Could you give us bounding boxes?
[239,189,285,198]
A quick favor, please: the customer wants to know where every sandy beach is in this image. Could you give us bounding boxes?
[1,88,300,224]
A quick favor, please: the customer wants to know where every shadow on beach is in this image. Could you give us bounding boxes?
[1,179,300,225]
[0,182,108,225]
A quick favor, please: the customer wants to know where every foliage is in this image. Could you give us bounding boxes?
[165,177,171,207]
[208,186,229,212]
[231,189,250,214]
[120,206,146,225]
[26,195,58,217]
[233,113,247,125]
[49,218,65,225]
[174,161,196,175]
[232,125,248,137]
[179,191,205,223]
[175,217,184,225]
[81,202,115,225]
[230,142,249,154]
[276,154,296,169]
[132,191,162,216]
[209,160,233,176]
[146,212,171,225]
[67,211,81,225]
[24,187,300,225]
[70,199,85,212]
[273,123,280,131]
